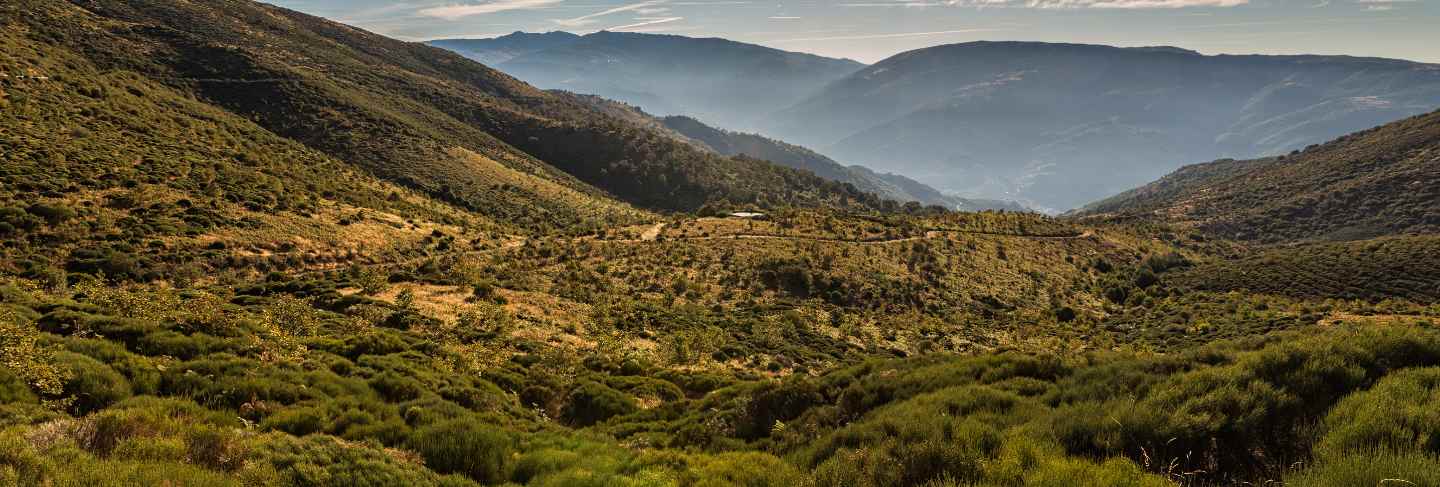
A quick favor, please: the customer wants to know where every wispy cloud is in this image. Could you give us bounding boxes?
[1063,0,1250,9]
[768,16,803,19]
[842,0,1249,8]
[419,0,563,20]
[769,28,1005,43]
[608,16,685,30]
[554,1,669,27]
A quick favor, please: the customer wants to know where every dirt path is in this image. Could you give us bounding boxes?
[639,223,667,241]
[285,226,1093,277]
[641,228,1093,245]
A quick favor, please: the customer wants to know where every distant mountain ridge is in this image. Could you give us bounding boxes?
[1078,109,1440,243]
[432,36,1440,212]
[428,32,579,66]
[427,31,864,132]
[658,116,1026,212]
[764,41,1440,210]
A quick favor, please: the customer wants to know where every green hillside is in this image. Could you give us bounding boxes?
[13,0,882,219]
[1081,109,1440,243]
[5,1,1440,486]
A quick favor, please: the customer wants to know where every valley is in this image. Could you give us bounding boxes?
[2,1,1440,486]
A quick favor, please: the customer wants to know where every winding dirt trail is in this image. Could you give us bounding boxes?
[288,225,1094,277]
[640,228,1094,245]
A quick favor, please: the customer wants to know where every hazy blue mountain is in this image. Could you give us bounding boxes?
[427,31,579,66]
[762,41,1440,211]
[428,31,864,131]
[659,116,1027,212]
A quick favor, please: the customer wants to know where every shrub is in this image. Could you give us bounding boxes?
[407,418,514,484]
[511,449,584,484]
[253,433,480,487]
[1314,366,1440,459]
[0,307,67,395]
[737,379,822,440]
[25,203,75,225]
[0,367,38,404]
[1285,451,1440,487]
[185,426,249,472]
[1022,456,1171,487]
[56,351,132,414]
[692,452,807,487]
[561,381,637,427]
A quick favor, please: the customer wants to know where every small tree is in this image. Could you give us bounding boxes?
[0,307,67,396]
[353,266,389,296]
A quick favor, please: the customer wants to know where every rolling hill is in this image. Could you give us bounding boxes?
[427,31,865,132]
[1080,109,1440,243]
[22,0,883,221]
[762,41,1440,211]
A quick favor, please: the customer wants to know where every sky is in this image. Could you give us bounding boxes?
[270,0,1440,64]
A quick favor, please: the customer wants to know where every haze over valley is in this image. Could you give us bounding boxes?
[430,32,1440,211]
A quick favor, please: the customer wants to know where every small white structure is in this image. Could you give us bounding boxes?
[728,212,767,219]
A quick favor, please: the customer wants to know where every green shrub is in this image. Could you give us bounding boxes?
[1022,456,1171,487]
[262,406,326,435]
[1285,451,1440,487]
[253,433,479,487]
[512,448,584,484]
[692,452,807,487]
[56,351,132,414]
[737,379,821,440]
[1314,366,1440,459]
[561,381,637,427]
[0,367,38,404]
[407,418,514,484]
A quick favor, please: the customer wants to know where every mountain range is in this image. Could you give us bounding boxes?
[656,115,1025,212]
[428,31,863,132]
[433,34,1440,211]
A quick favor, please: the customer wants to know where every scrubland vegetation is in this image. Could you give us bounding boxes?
[2,267,1439,486]
[5,0,1440,486]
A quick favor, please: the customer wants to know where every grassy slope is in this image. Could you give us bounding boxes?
[0,13,511,281]
[43,0,882,216]
[1081,109,1440,243]
[1174,235,1440,303]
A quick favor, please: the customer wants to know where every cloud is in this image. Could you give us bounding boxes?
[554,1,669,27]
[768,15,803,19]
[608,16,685,30]
[842,0,1249,8]
[419,0,563,20]
[769,28,1005,43]
[1056,0,1250,8]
